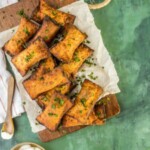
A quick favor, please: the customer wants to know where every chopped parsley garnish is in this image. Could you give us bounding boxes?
[67,43,71,47]
[44,36,48,40]
[88,72,98,80]
[17,9,28,18]
[60,99,64,106]
[22,101,26,105]
[76,76,83,85]
[22,43,28,49]
[96,112,101,118]
[74,57,80,62]
[54,97,64,106]
[76,74,86,85]
[25,51,34,62]
[74,52,80,62]
[45,29,49,33]
[81,69,85,72]
[52,10,57,16]
[23,27,30,35]
[97,98,108,105]
[35,122,39,125]
[70,92,78,99]
[80,98,86,107]
[12,29,15,33]
[42,96,48,101]
[51,104,56,109]
[85,57,96,67]
[48,113,58,117]
[84,39,91,44]
[39,77,44,80]
[79,110,82,113]
[17,40,21,44]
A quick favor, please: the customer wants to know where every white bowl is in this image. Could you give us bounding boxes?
[11,142,45,150]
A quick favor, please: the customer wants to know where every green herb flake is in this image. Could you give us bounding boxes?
[45,29,49,33]
[60,99,64,106]
[48,113,58,117]
[12,29,15,33]
[84,39,91,44]
[23,27,30,36]
[73,52,80,62]
[44,36,49,40]
[71,92,78,99]
[39,77,44,80]
[42,96,48,101]
[96,112,101,118]
[51,104,56,109]
[17,9,27,18]
[35,122,39,125]
[54,97,64,106]
[80,98,86,107]
[107,97,110,101]
[22,101,26,105]
[52,10,57,16]
[79,110,82,114]
[88,72,98,80]
[76,75,86,85]
[81,69,85,72]
[67,43,71,47]
[25,51,34,62]
[22,43,28,49]
[17,40,21,44]
[74,57,80,62]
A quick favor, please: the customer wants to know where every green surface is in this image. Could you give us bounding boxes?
[1,0,150,149]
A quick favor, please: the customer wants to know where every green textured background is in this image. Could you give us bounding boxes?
[1,0,150,149]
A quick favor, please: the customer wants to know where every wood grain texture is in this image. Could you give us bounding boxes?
[0,0,76,32]
[0,0,39,32]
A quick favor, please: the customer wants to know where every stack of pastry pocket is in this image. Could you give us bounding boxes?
[2,0,120,132]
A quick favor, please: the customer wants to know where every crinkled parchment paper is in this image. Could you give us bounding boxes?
[0,1,120,133]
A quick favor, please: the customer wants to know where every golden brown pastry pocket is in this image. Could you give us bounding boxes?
[12,37,49,76]
[3,18,39,56]
[37,92,73,131]
[23,67,70,99]
[50,25,87,62]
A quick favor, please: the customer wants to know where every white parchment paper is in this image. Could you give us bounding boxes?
[0,1,120,133]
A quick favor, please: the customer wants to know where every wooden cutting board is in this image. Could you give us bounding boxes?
[0,0,120,142]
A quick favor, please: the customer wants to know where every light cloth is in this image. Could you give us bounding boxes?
[0,0,18,8]
[0,0,24,124]
[0,1,120,132]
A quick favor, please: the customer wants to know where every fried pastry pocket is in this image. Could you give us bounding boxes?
[3,18,39,56]
[50,25,87,62]
[37,82,71,108]
[61,44,93,77]
[31,16,60,43]
[23,67,69,99]
[65,79,103,124]
[31,0,75,25]
[37,92,73,131]
[12,37,49,76]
